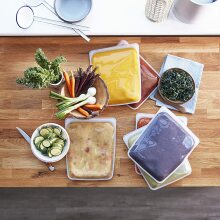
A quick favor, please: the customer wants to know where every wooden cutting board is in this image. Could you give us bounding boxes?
[0,36,220,187]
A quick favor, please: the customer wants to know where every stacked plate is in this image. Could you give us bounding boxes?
[123,107,200,190]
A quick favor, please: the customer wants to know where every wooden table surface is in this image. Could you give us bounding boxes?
[0,36,220,187]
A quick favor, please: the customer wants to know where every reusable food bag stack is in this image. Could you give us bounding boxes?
[123,107,200,190]
[90,43,141,106]
[89,41,159,108]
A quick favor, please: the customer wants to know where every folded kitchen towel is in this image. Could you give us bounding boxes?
[151,54,204,114]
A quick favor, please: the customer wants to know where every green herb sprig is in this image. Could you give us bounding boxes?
[16,48,66,89]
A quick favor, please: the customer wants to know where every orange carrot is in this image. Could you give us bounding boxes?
[62,69,72,97]
[71,71,75,98]
[77,107,89,117]
[84,104,103,111]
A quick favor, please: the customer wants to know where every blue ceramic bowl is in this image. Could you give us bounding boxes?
[54,0,92,23]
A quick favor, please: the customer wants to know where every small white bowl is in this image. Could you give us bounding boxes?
[30,123,70,163]
[54,0,92,23]
[50,72,64,88]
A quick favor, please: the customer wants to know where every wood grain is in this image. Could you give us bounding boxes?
[0,36,220,187]
[0,188,220,220]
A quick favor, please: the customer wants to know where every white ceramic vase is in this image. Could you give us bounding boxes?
[145,0,174,22]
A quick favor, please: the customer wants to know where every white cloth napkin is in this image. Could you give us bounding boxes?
[151,54,204,114]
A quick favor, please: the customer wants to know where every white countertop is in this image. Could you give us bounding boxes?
[0,0,220,36]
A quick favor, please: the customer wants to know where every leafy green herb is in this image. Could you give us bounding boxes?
[17,67,57,89]
[50,56,67,71]
[159,68,195,103]
[16,48,66,89]
[35,48,51,70]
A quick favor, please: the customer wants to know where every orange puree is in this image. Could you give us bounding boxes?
[91,48,141,105]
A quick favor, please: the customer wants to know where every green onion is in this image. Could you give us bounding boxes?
[49,91,72,100]
[56,106,76,119]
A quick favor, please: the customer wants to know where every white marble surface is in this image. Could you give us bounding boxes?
[0,0,220,36]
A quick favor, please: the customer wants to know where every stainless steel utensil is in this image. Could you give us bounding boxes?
[17,5,90,41]
[16,127,55,172]
[23,0,55,14]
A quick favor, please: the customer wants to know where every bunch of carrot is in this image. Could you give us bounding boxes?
[62,68,102,117]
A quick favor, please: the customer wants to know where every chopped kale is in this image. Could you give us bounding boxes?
[159,68,195,103]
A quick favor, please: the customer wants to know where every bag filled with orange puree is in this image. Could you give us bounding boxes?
[89,44,141,105]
